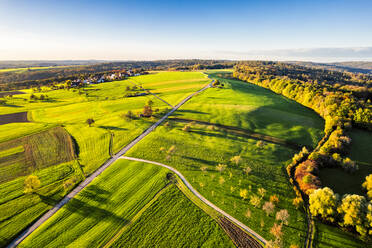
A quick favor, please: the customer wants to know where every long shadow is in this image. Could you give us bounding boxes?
[172,117,305,150]
[172,109,207,115]
[181,155,217,166]
[99,126,127,131]
[2,103,21,107]
[39,187,128,225]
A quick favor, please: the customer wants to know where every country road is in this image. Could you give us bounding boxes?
[120,156,267,246]
[7,81,212,248]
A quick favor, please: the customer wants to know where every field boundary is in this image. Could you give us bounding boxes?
[6,80,212,248]
[120,156,267,246]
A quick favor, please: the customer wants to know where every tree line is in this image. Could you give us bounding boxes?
[233,61,372,239]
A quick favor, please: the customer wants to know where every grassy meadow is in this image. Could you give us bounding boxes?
[0,71,213,246]
[124,72,368,247]
[124,72,328,247]
[20,160,233,248]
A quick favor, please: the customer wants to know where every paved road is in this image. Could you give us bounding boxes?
[7,81,212,248]
[120,156,267,246]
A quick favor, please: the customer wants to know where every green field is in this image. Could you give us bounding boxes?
[109,184,234,248]
[0,71,213,246]
[0,161,82,246]
[1,70,368,247]
[123,72,328,247]
[123,72,369,247]
[20,160,233,248]
[0,127,76,183]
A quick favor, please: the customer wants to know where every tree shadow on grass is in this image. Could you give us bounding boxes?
[2,103,22,108]
[181,155,216,167]
[98,126,127,131]
[172,109,207,115]
[39,186,128,225]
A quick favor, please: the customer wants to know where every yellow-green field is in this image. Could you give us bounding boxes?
[0,71,212,246]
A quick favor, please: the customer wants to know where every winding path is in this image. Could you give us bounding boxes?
[120,156,267,246]
[7,81,212,248]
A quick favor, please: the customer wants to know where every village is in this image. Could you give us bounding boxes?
[70,69,145,87]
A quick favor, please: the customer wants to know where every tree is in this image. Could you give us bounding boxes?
[86,118,95,127]
[276,209,290,225]
[124,110,135,120]
[337,194,368,236]
[230,155,242,166]
[216,164,227,173]
[142,105,153,117]
[270,195,279,204]
[24,175,41,194]
[240,189,249,200]
[309,187,339,222]
[367,203,372,235]
[182,123,191,132]
[262,201,275,216]
[250,194,261,208]
[362,174,372,199]
[270,223,283,239]
[243,166,252,175]
[219,176,225,185]
[167,145,176,155]
[293,197,303,209]
[258,188,266,198]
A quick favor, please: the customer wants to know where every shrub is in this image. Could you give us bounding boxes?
[24,175,41,194]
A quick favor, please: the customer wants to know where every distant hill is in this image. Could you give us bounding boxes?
[0,60,106,69]
[288,61,372,74]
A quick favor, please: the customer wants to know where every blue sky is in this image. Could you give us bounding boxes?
[0,0,371,61]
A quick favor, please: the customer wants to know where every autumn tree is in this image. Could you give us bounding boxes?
[270,195,279,204]
[258,188,266,198]
[262,201,275,216]
[250,194,261,208]
[270,223,283,239]
[142,105,153,117]
[240,189,249,200]
[309,187,339,222]
[243,166,252,175]
[337,194,368,236]
[293,197,303,209]
[362,174,372,199]
[24,175,41,194]
[230,155,242,166]
[276,209,290,225]
[216,164,227,173]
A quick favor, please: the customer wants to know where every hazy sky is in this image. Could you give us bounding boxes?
[0,0,371,61]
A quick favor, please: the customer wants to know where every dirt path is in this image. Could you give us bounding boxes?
[120,156,267,247]
[6,81,212,248]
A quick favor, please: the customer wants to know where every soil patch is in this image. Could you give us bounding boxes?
[219,217,263,248]
[0,112,29,125]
